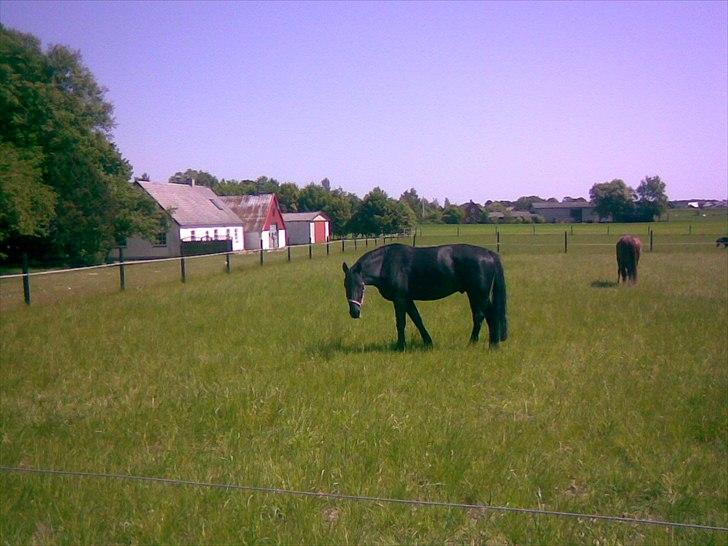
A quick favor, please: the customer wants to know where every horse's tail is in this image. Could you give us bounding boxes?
[492,257,508,342]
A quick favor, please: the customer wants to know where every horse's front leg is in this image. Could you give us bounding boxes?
[407,300,433,347]
[393,300,407,351]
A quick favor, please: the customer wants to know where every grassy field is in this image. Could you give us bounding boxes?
[1,225,727,543]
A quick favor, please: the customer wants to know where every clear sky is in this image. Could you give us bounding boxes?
[2,1,726,202]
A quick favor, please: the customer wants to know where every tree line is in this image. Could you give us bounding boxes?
[1,25,670,268]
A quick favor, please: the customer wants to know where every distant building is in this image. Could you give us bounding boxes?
[112,180,244,259]
[282,212,331,245]
[220,194,287,250]
[460,201,483,224]
[531,201,599,223]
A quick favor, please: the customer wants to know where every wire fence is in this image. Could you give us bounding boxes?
[1,466,726,533]
[1,231,726,309]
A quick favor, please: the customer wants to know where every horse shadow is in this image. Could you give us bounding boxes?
[308,337,433,359]
[590,280,618,288]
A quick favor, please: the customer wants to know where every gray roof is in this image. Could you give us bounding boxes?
[137,181,243,227]
[532,201,594,209]
[220,194,277,233]
[282,211,330,222]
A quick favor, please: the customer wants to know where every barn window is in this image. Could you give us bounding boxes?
[153,232,167,247]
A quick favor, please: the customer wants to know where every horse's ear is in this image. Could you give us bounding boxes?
[342,262,349,274]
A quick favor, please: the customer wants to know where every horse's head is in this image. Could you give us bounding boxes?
[342,262,365,319]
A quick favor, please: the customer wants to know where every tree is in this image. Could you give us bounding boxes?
[348,187,414,235]
[589,179,636,222]
[276,182,300,213]
[635,175,668,221]
[320,177,331,191]
[169,169,219,188]
[0,25,167,264]
[442,205,465,224]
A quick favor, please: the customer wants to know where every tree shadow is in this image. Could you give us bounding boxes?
[590,280,618,288]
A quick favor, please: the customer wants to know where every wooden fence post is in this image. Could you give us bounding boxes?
[326,242,330,255]
[354,237,357,250]
[413,233,417,247]
[496,229,500,253]
[309,244,312,259]
[650,229,654,252]
[564,231,568,253]
[118,247,126,290]
[226,253,231,273]
[457,226,460,237]
[288,246,292,261]
[22,252,31,305]
[259,240,264,266]
[341,239,345,252]
[180,256,186,283]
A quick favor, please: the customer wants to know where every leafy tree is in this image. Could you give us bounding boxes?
[349,187,414,235]
[320,177,331,191]
[442,205,465,224]
[298,183,358,236]
[635,175,668,221]
[276,182,300,213]
[589,179,636,222]
[169,169,219,188]
[0,25,166,264]
[0,143,56,257]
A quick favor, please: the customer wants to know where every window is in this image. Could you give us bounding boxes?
[205,230,210,240]
[234,229,239,242]
[153,232,167,247]
[190,230,196,241]
[226,228,231,240]
[214,229,219,240]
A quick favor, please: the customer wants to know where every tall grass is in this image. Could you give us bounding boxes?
[1,239,726,543]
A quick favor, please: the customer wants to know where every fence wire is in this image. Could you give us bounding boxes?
[1,466,726,532]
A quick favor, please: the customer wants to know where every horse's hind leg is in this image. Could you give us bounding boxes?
[406,300,433,346]
[467,292,486,344]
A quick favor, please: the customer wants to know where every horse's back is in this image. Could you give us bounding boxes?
[382,244,500,299]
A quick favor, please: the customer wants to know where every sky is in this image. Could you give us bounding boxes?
[1,1,726,203]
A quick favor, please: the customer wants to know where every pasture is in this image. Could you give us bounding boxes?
[1,226,727,543]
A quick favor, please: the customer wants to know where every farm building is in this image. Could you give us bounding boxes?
[220,194,287,250]
[460,201,483,224]
[282,211,331,245]
[111,180,244,259]
[531,201,600,223]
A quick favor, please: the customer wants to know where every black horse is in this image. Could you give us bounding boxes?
[342,243,507,350]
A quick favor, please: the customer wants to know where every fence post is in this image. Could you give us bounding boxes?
[650,229,653,252]
[457,226,460,237]
[260,240,264,266]
[564,231,568,253]
[365,238,368,247]
[22,252,31,305]
[607,225,610,235]
[496,229,500,253]
[226,252,231,273]
[180,256,186,283]
[309,244,312,259]
[570,225,573,236]
[288,246,292,262]
[341,239,345,252]
[354,237,357,250]
[413,233,417,247]
[118,247,126,290]
[532,224,536,235]
[326,242,330,256]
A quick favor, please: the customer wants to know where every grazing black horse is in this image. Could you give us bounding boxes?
[342,243,507,350]
[616,235,642,284]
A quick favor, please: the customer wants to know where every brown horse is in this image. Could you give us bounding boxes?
[616,235,642,284]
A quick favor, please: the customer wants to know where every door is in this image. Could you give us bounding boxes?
[269,223,279,248]
[314,221,327,243]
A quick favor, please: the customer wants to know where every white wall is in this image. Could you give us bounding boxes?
[180,226,244,251]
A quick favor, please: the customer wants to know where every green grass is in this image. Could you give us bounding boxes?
[1,236,727,544]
